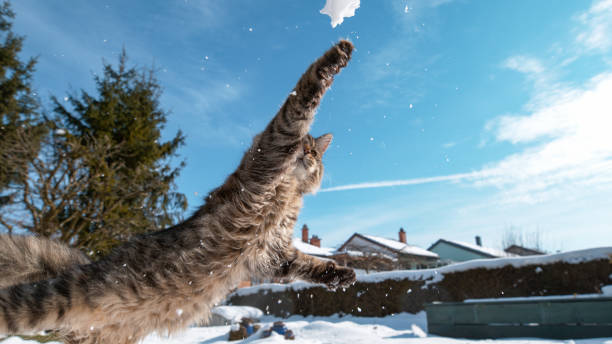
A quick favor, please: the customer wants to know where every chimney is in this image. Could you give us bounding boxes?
[301,224,309,243]
[475,236,482,246]
[398,228,406,243]
[309,235,321,248]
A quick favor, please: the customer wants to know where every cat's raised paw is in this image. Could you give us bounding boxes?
[317,40,354,82]
[314,262,356,290]
[336,40,354,58]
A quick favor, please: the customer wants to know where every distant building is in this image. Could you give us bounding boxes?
[504,244,545,256]
[294,225,335,259]
[336,228,439,270]
[428,236,516,263]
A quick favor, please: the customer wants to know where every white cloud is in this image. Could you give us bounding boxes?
[325,72,612,205]
[575,0,612,52]
[478,72,612,203]
[503,55,545,75]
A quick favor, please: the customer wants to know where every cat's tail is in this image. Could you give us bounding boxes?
[0,234,90,289]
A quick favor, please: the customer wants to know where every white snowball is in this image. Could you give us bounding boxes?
[320,0,360,28]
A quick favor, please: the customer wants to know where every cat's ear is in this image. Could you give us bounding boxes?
[315,133,333,154]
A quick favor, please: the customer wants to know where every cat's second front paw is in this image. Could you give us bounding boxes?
[313,262,356,290]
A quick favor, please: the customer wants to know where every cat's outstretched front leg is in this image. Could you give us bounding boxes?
[243,41,353,180]
[269,40,353,141]
[277,250,356,290]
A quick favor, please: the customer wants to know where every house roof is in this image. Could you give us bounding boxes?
[504,244,545,256]
[338,233,439,259]
[292,238,335,257]
[428,239,515,258]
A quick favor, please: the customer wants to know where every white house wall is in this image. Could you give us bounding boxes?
[429,241,491,263]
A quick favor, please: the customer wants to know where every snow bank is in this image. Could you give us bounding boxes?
[320,0,360,28]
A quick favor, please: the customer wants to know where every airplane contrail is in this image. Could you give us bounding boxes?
[319,172,481,192]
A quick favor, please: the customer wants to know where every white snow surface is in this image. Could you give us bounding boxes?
[320,0,360,28]
[602,285,612,296]
[231,247,612,296]
[363,235,439,258]
[292,238,335,257]
[211,305,263,322]
[4,311,612,343]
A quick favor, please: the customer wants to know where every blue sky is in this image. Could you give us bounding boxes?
[12,0,612,252]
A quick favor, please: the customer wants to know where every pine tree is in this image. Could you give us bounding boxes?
[0,1,187,255]
[48,50,187,254]
[0,0,45,210]
[0,46,187,255]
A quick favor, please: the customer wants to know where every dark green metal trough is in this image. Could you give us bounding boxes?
[426,297,612,339]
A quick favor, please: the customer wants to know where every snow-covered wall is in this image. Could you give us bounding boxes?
[227,247,612,318]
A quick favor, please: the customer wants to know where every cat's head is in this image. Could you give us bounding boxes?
[293,133,332,194]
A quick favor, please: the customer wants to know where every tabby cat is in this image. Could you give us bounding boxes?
[0,40,355,344]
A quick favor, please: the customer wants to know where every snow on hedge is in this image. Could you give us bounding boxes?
[231,247,612,297]
[359,246,612,285]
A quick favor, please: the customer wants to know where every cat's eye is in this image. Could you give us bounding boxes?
[311,150,318,157]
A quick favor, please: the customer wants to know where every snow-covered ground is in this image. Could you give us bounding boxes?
[2,312,611,344]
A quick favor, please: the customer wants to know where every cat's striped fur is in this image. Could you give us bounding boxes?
[0,40,355,343]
